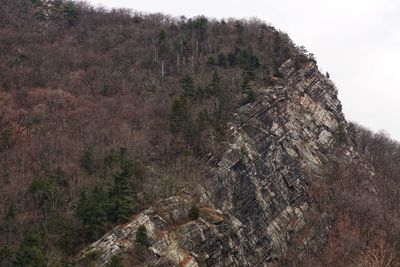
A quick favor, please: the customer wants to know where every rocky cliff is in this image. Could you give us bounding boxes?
[77,58,358,266]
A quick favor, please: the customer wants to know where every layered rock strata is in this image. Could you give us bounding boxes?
[78,59,359,266]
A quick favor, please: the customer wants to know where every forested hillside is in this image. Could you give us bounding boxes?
[281,123,400,266]
[0,1,399,266]
[0,0,299,265]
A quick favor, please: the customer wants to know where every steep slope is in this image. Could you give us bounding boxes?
[78,58,360,266]
[4,2,400,266]
[208,58,351,264]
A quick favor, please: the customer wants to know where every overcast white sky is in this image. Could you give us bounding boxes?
[89,0,400,140]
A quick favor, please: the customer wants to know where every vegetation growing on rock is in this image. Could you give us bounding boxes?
[0,0,399,266]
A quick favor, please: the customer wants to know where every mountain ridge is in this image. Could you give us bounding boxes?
[1,1,399,266]
[76,57,368,266]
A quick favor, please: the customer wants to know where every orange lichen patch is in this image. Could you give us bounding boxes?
[179,250,193,267]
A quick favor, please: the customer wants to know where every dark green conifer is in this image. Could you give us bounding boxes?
[170,96,188,133]
[107,161,135,224]
[158,28,166,43]
[180,74,195,98]
[188,206,199,220]
[80,149,95,175]
[60,1,79,26]
[207,55,216,66]
[183,118,200,146]
[76,186,108,239]
[208,70,223,97]
[0,245,12,266]
[228,52,236,66]
[14,233,46,267]
[135,225,150,248]
[217,53,227,67]
[106,254,124,267]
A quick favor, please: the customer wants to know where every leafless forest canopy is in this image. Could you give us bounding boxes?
[0,0,399,266]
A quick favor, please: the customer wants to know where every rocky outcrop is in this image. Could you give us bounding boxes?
[207,59,356,265]
[77,59,360,266]
[76,195,237,266]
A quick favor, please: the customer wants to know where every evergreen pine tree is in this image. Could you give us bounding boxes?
[245,88,256,104]
[183,118,200,147]
[0,245,12,267]
[158,28,166,43]
[170,96,188,133]
[207,71,232,137]
[76,186,108,240]
[196,110,210,131]
[106,254,124,267]
[207,55,216,66]
[135,225,150,248]
[217,53,227,67]
[0,125,13,152]
[60,1,79,26]
[158,28,167,56]
[29,178,53,215]
[107,161,135,224]
[46,214,75,255]
[241,66,257,104]
[208,70,223,97]
[80,149,94,175]
[1,202,16,242]
[180,74,195,98]
[14,233,46,267]
[192,16,208,42]
[227,52,237,66]
[188,206,199,220]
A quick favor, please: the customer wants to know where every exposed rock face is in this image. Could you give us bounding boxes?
[78,59,359,266]
[208,59,354,265]
[76,195,235,266]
